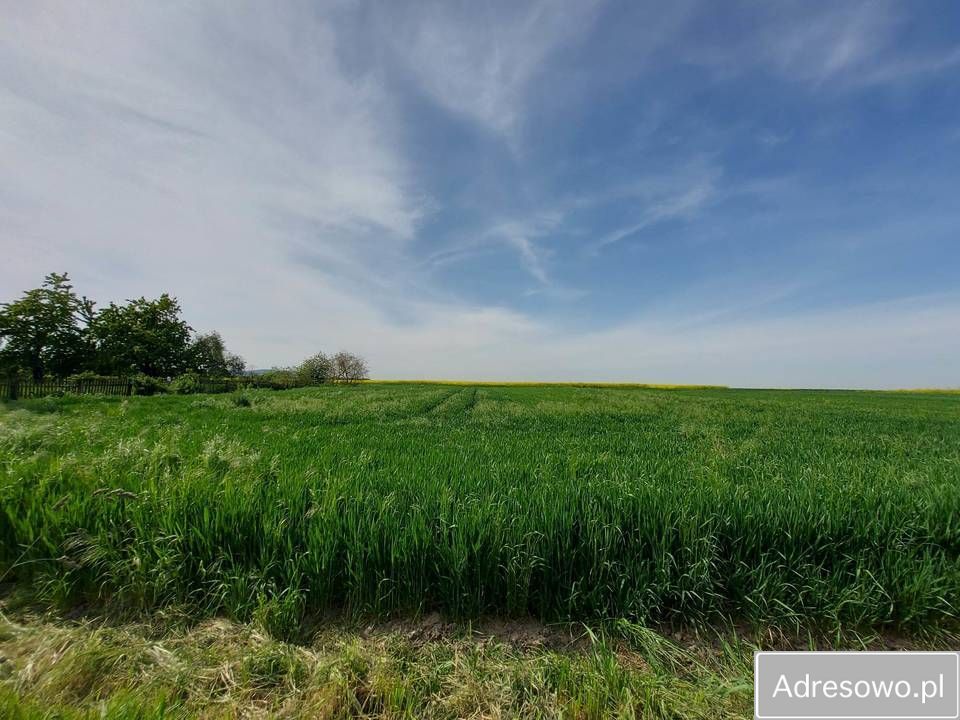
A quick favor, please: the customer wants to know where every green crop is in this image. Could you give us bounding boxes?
[1,384,958,637]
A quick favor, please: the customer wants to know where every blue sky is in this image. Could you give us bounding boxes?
[2,1,959,387]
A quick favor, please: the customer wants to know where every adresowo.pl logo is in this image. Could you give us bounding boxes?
[755,652,959,719]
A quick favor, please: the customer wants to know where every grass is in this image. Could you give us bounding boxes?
[1,382,959,716]
[1,383,959,637]
[0,608,759,719]
[365,380,727,389]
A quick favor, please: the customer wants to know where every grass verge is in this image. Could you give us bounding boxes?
[0,607,758,719]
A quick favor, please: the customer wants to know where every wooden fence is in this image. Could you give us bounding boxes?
[0,378,133,400]
[0,376,281,400]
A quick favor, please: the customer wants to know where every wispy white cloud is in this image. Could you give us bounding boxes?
[757,130,791,148]
[377,0,603,139]
[588,164,721,253]
[762,2,897,85]
[1,1,956,388]
[853,46,960,86]
[0,2,431,354]
[431,161,722,281]
[592,181,716,252]
[487,212,563,285]
[684,1,959,91]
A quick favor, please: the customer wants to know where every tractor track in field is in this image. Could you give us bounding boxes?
[428,387,468,416]
[423,387,480,418]
[414,388,461,416]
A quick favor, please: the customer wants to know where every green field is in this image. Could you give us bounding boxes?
[3,383,960,717]
[3,384,959,637]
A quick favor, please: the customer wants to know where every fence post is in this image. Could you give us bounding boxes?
[127,379,133,396]
[9,379,18,401]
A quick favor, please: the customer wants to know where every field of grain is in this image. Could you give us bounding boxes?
[2,384,958,643]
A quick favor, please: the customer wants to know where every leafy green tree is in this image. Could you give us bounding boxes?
[189,331,247,377]
[224,352,246,377]
[297,352,332,385]
[0,272,94,381]
[90,295,192,378]
[190,332,226,376]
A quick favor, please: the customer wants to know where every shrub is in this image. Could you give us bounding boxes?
[65,371,115,385]
[254,368,303,389]
[297,352,332,386]
[131,373,167,396]
[169,372,202,395]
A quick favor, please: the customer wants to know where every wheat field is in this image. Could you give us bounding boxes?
[2,384,958,642]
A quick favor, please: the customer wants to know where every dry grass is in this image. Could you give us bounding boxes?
[0,609,755,719]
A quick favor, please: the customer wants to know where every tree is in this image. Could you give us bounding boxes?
[297,352,332,385]
[348,354,369,382]
[0,273,94,381]
[332,351,368,383]
[90,295,192,378]
[189,332,227,376]
[189,332,246,377]
[224,352,246,377]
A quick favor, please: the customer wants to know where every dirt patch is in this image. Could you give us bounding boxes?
[354,612,589,651]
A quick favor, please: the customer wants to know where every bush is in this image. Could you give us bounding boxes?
[65,371,116,384]
[297,353,332,386]
[253,368,303,389]
[131,373,167,396]
[169,372,202,395]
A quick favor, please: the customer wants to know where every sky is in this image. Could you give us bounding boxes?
[1,1,959,388]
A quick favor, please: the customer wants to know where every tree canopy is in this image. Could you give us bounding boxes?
[1,274,247,381]
[90,295,193,377]
[0,273,94,381]
[188,332,245,378]
[1,274,369,386]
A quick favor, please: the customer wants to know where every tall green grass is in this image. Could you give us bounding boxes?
[1,384,958,636]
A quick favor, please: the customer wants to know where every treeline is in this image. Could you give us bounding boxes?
[261,351,369,388]
[0,273,368,392]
